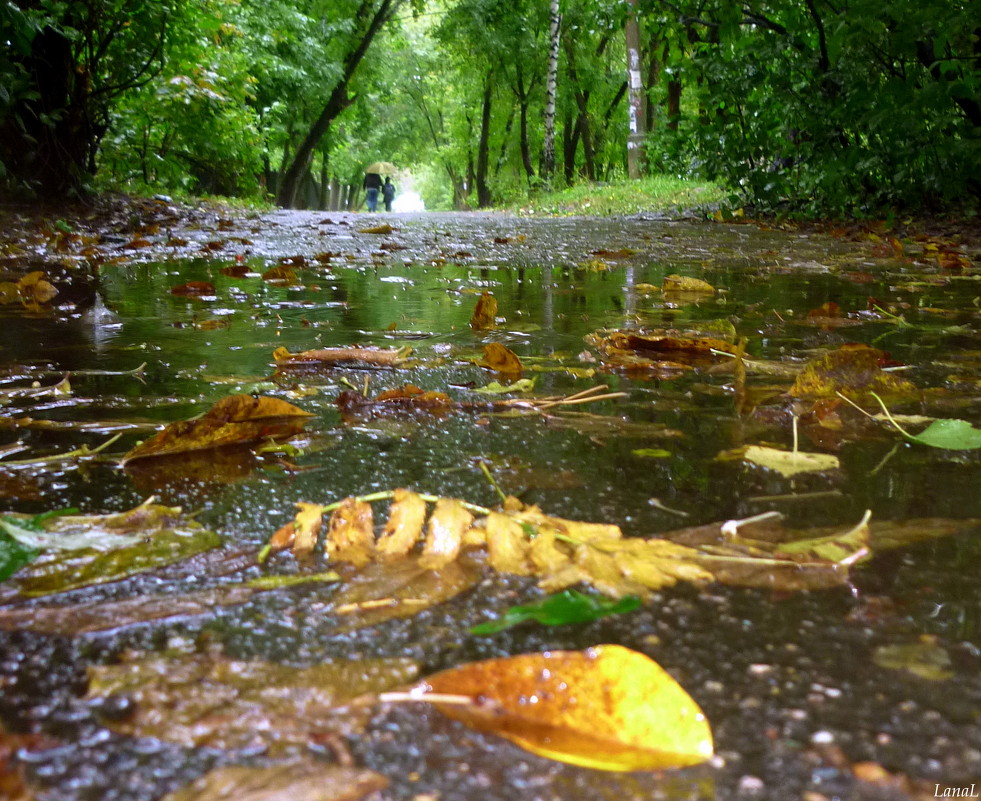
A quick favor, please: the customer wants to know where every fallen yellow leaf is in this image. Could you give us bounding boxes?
[481,342,523,374]
[419,645,714,771]
[719,444,840,477]
[376,488,427,558]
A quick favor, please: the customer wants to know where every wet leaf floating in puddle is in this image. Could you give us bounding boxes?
[470,589,641,634]
[868,392,981,450]
[120,395,314,465]
[588,330,737,373]
[789,344,916,401]
[261,265,297,283]
[406,645,713,771]
[473,377,536,394]
[591,247,639,259]
[273,344,410,368]
[873,636,953,681]
[480,342,523,375]
[0,270,59,308]
[718,444,840,477]
[470,291,498,330]
[220,263,251,277]
[336,384,453,419]
[161,761,389,801]
[18,271,59,304]
[661,274,715,294]
[170,281,215,297]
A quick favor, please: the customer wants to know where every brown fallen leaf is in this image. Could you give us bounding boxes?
[593,331,737,361]
[480,342,523,375]
[170,281,216,297]
[261,265,297,283]
[121,395,313,465]
[17,270,59,304]
[273,345,410,368]
[86,652,419,750]
[590,248,639,259]
[789,344,916,401]
[336,385,453,419]
[0,584,256,635]
[470,291,498,330]
[416,645,713,771]
[329,555,482,630]
[161,761,389,801]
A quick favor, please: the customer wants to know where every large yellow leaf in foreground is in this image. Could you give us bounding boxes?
[421,644,713,771]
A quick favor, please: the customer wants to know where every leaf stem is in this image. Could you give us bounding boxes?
[478,460,508,505]
[0,433,123,466]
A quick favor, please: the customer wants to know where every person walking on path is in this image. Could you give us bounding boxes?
[382,177,396,212]
[363,171,382,212]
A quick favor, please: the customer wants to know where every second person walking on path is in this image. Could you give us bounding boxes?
[382,177,396,212]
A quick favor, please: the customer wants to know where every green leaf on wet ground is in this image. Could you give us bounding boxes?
[470,589,642,635]
[631,448,672,459]
[873,637,953,681]
[473,377,537,394]
[0,530,38,581]
[1,502,222,596]
[0,508,77,580]
[871,392,981,450]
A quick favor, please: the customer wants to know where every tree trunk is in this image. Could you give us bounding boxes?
[318,157,329,209]
[277,0,401,208]
[667,80,682,131]
[563,38,595,181]
[624,0,646,178]
[645,38,663,133]
[476,72,493,207]
[540,0,561,184]
[563,108,578,183]
[514,66,537,182]
[494,103,515,176]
